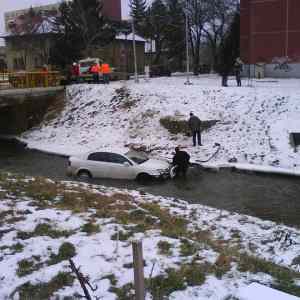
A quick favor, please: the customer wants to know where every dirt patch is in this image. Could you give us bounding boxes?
[111,86,140,111]
[160,116,218,135]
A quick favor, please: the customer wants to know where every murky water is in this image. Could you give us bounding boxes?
[0,140,299,227]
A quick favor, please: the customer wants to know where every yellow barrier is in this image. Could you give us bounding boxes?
[0,72,61,89]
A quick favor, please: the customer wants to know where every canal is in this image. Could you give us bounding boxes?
[0,139,299,227]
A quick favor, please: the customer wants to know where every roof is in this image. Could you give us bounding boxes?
[4,7,58,37]
[115,33,146,42]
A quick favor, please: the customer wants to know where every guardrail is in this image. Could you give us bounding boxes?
[0,72,62,90]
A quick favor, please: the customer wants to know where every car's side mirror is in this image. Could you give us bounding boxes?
[123,162,130,167]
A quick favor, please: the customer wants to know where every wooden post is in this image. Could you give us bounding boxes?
[132,240,145,300]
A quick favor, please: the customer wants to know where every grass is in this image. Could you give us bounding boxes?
[180,239,198,257]
[157,240,173,256]
[14,272,74,299]
[47,242,76,266]
[213,253,233,279]
[17,223,73,240]
[160,116,218,136]
[140,202,188,238]
[148,264,206,299]
[238,253,300,297]
[111,230,133,241]
[1,172,300,298]
[81,221,101,235]
[0,242,24,254]
[101,274,118,286]
[17,256,42,277]
[109,283,135,300]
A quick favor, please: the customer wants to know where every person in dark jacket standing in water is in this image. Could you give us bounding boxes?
[188,112,202,146]
[172,146,190,178]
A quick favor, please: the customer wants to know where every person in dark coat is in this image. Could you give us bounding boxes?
[234,57,243,87]
[188,112,202,146]
[172,147,190,178]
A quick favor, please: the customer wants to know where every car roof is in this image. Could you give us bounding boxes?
[72,148,128,158]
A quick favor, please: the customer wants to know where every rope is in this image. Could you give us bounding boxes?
[193,143,221,164]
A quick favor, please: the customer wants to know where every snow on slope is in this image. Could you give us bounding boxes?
[21,75,300,170]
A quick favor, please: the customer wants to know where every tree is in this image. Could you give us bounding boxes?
[203,0,238,72]
[218,10,240,85]
[164,0,185,71]
[146,0,169,65]
[186,0,209,75]
[129,0,147,36]
[51,0,116,66]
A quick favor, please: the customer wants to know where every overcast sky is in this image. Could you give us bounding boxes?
[0,0,130,42]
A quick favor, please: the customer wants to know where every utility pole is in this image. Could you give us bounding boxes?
[285,0,289,58]
[184,0,192,85]
[131,18,139,83]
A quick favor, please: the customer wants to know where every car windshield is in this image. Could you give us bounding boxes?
[80,61,96,68]
[125,150,149,164]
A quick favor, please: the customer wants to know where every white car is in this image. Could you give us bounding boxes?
[67,150,171,181]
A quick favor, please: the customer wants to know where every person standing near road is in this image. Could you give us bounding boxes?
[188,112,202,146]
[101,62,111,84]
[90,62,101,83]
[234,57,243,87]
[172,146,190,178]
[71,62,80,83]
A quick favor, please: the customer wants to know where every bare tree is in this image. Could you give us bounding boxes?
[203,0,238,72]
[186,0,209,75]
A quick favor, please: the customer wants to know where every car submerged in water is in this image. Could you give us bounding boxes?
[67,150,171,181]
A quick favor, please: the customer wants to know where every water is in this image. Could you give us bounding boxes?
[0,140,299,227]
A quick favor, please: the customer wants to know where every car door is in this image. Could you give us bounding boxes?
[106,153,136,179]
[86,152,112,178]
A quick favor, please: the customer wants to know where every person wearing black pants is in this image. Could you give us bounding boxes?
[172,147,190,178]
[188,112,202,146]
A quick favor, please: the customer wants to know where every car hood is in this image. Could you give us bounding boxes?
[140,159,170,170]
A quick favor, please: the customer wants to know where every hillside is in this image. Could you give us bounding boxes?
[22,76,300,171]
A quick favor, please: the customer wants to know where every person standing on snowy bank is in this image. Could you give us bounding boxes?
[188,112,202,146]
[172,147,190,178]
[234,57,243,87]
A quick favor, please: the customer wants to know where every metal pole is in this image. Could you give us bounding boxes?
[185,0,191,85]
[285,0,289,57]
[131,19,139,83]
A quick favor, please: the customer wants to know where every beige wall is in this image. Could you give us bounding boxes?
[5,35,145,73]
[6,35,55,71]
[86,40,145,74]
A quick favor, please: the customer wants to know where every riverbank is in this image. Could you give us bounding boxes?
[19,76,300,173]
[0,172,299,299]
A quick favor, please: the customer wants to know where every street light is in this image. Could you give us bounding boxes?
[184,0,192,85]
[131,18,139,83]
[121,27,131,81]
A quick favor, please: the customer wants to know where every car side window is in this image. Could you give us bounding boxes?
[87,152,110,162]
[108,153,132,165]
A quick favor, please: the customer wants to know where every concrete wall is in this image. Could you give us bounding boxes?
[242,63,300,78]
[0,89,64,134]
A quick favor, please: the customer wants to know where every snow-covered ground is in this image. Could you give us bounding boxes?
[0,173,299,299]
[21,75,300,173]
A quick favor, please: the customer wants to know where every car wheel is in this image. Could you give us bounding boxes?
[136,173,152,183]
[77,170,92,179]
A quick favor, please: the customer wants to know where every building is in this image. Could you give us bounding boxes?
[4,4,59,71]
[0,46,7,71]
[240,0,300,78]
[2,0,145,73]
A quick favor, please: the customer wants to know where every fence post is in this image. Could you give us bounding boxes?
[132,240,145,300]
